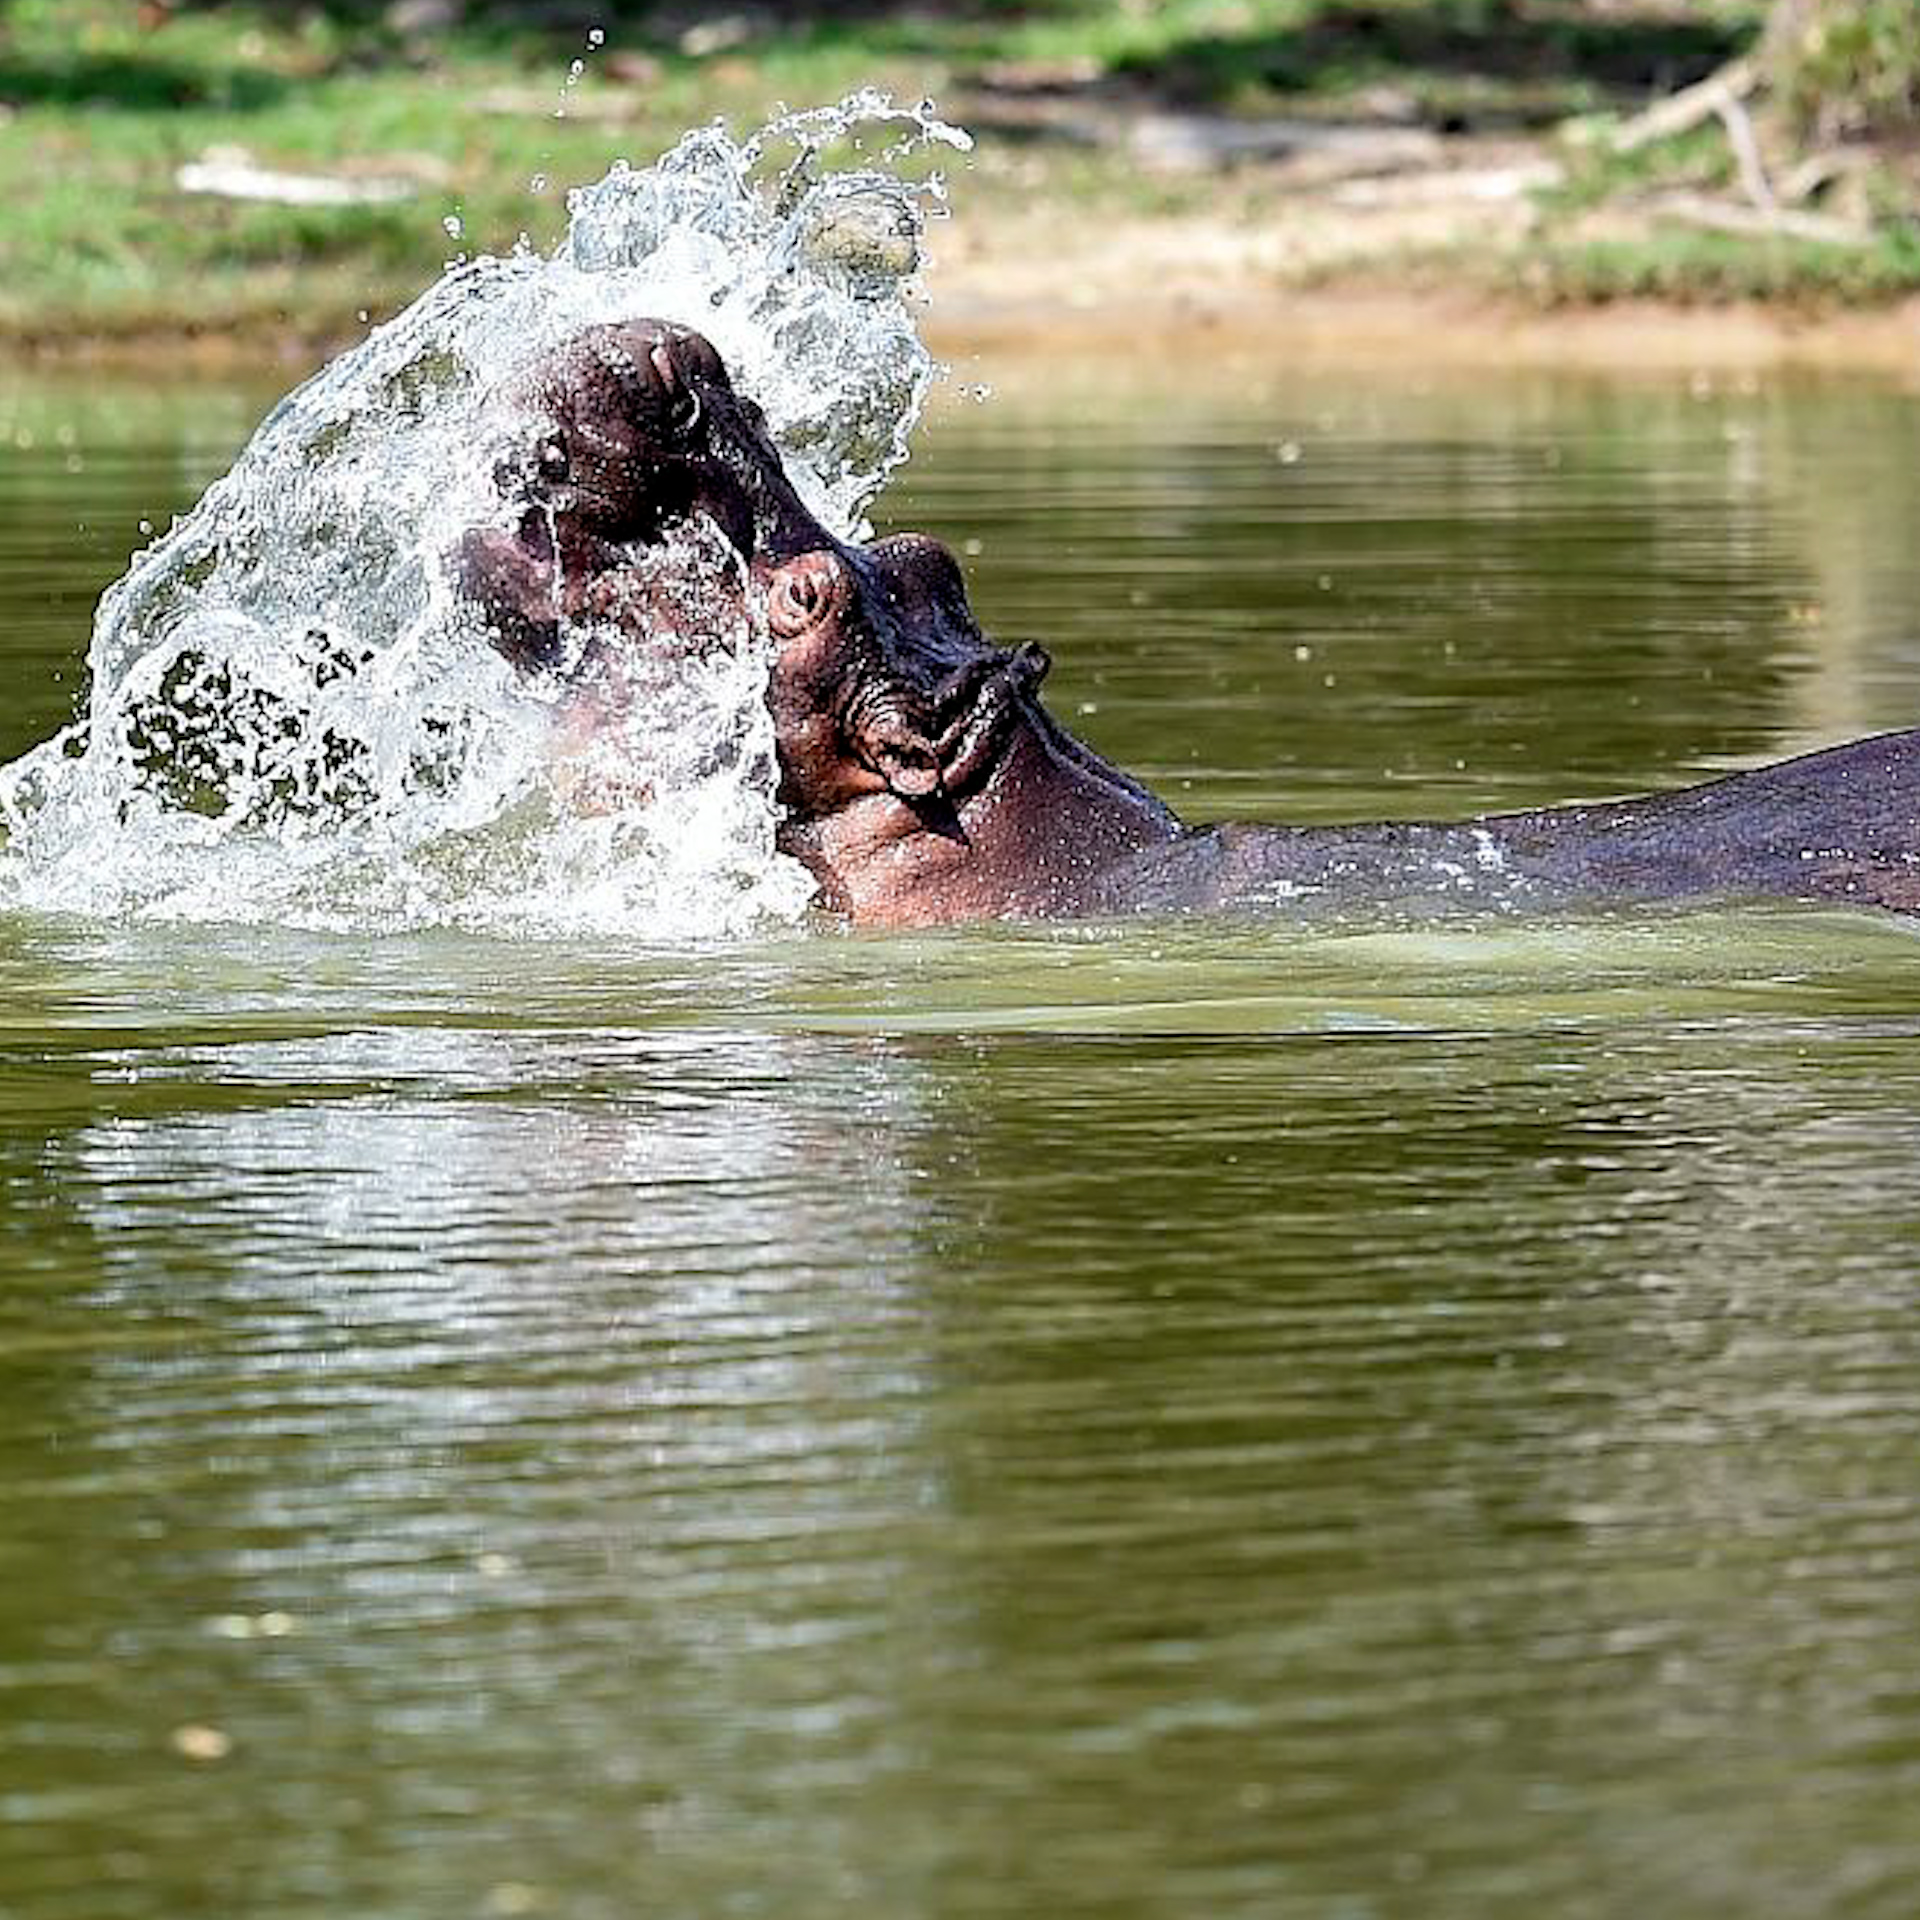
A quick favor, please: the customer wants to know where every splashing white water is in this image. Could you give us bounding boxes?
[0,91,969,939]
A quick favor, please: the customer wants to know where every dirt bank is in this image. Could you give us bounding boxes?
[10,203,1920,386]
[919,199,1920,382]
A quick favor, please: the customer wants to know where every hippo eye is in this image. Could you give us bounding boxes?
[536,436,570,484]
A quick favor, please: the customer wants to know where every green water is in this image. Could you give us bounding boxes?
[1,361,1917,1919]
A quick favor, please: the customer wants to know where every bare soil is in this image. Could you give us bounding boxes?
[920,195,1920,381]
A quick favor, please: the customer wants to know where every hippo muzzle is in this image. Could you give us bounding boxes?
[764,542,1052,829]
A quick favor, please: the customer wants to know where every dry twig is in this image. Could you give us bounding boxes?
[1606,57,1758,154]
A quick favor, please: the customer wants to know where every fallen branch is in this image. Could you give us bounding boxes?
[1646,189,1872,247]
[1607,56,1757,155]
[1714,86,1776,213]
[1776,146,1869,206]
[177,149,417,207]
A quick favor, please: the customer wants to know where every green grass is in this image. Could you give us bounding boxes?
[0,0,1913,347]
[0,0,1362,342]
[1515,219,1920,307]
[0,1,713,338]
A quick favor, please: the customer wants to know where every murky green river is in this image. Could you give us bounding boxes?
[2,357,1917,1918]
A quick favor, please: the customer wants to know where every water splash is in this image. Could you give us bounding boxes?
[0,91,970,939]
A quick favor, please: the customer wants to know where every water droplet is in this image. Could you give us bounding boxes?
[442,213,463,240]
[586,27,605,48]
[567,58,584,81]
[529,172,548,193]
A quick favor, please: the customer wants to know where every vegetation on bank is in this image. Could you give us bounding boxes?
[0,0,1915,349]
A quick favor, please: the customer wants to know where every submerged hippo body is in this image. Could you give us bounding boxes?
[1098,730,1920,921]
[461,320,1920,927]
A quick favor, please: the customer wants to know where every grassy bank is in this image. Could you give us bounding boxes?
[2,1,1915,357]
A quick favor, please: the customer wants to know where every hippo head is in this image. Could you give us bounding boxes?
[460,319,1179,923]
[457,319,821,675]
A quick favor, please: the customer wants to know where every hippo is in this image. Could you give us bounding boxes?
[459,319,1920,926]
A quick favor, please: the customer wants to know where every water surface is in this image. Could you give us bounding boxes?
[2,360,1917,1919]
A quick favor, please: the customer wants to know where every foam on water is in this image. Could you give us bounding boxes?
[0,92,969,938]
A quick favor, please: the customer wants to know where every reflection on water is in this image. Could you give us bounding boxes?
[2,362,1919,1919]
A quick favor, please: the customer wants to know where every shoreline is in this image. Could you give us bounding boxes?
[6,215,1920,385]
[925,285,1920,383]
[10,292,1920,390]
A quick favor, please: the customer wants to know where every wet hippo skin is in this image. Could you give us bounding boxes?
[461,320,1920,927]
